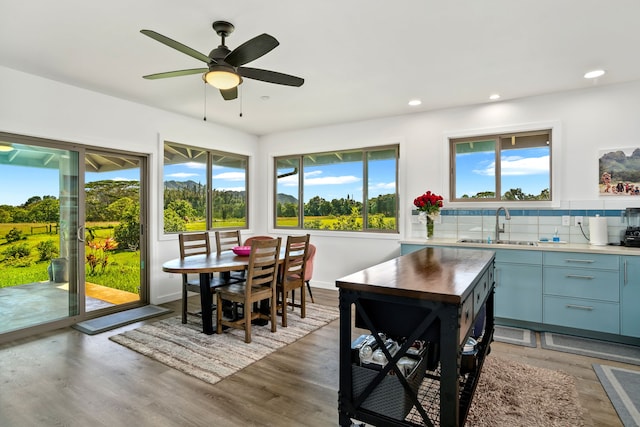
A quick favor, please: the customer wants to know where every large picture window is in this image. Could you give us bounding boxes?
[163,141,248,233]
[450,130,551,202]
[275,145,398,233]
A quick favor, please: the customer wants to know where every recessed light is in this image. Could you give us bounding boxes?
[408,99,422,106]
[584,69,605,79]
[489,94,501,100]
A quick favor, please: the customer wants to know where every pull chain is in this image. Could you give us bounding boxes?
[203,81,207,121]
[239,85,243,117]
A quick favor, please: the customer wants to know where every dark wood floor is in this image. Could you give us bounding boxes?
[0,288,633,426]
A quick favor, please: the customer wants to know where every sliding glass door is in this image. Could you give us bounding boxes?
[84,149,145,313]
[0,135,81,335]
[0,133,148,341]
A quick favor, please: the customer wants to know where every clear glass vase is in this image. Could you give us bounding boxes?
[426,215,434,239]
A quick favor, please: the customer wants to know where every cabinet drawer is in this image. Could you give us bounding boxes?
[459,295,474,345]
[543,252,619,270]
[543,296,619,334]
[473,268,492,315]
[543,267,619,302]
[496,249,542,264]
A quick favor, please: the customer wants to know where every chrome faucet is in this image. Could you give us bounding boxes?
[495,206,511,242]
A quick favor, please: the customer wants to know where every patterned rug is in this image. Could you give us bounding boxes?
[593,364,640,427]
[493,325,537,347]
[109,304,339,385]
[542,332,640,366]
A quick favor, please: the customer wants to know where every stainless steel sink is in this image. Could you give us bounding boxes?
[457,239,538,246]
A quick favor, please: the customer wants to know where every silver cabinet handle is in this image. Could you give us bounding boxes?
[624,259,628,285]
[566,304,593,311]
[564,259,595,264]
[565,274,594,280]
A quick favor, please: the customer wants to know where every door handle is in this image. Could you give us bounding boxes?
[77,226,85,242]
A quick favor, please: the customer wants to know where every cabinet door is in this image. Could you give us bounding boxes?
[621,256,640,338]
[495,262,542,322]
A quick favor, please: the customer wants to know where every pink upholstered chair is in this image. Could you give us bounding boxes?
[243,235,274,246]
[304,243,316,303]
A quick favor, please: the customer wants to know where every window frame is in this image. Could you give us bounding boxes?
[449,128,553,203]
[273,144,399,234]
[162,140,249,234]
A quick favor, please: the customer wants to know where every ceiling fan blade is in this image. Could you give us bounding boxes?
[238,67,304,87]
[143,68,208,80]
[140,29,212,64]
[224,33,279,67]
[220,87,238,100]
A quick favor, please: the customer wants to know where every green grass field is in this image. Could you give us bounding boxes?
[0,222,140,293]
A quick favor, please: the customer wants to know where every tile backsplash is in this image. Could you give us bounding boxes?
[412,209,628,245]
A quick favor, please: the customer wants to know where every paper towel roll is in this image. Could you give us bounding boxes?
[589,216,608,246]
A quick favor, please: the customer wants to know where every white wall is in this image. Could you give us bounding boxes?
[3,64,640,301]
[258,80,640,289]
[0,66,258,304]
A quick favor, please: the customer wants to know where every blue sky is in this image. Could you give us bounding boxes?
[455,147,549,197]
[278,159,396,203]
[2,156,393,206]
[0,165,140,206]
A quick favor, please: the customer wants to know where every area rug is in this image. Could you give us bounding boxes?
[465,356,585,427]
[109,304,339,385]
[493,325,537,348]
[593,364,640,426]
[541,332,640,366]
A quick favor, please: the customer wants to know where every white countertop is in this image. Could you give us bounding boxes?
[400,238,640,256]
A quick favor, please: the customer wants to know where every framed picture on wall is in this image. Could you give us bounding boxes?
[599,148,640,196]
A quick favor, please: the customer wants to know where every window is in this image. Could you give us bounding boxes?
[163,141,247,233]
[450,130,551,201]
[275,145,398,233]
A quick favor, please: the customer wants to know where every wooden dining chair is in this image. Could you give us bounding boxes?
[215,230,242,252]
[276,234,310,327]
[214,230,244,284]
[216,237,282,343]
[178,232,216,324]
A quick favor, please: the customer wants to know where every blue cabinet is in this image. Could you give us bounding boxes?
[494,250,543,323]
[400,243,640,340]
[543,252,620,334]
[621,256,640,338]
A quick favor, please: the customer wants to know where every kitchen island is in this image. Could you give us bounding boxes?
[336,246,495,427]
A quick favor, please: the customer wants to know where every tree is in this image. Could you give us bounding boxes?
[114,203,140,251]
[164,208,187,232]
[167,200,195,222]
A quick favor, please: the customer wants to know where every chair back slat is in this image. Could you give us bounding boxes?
[245,238,281,297]
[179,232,211,258]
[281,234,310,283]
[215,230,242,253]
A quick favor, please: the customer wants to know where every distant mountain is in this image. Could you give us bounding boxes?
[164,180,203,190]
[277,193,298,205]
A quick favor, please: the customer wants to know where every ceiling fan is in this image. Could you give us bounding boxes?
[140,21,304,100]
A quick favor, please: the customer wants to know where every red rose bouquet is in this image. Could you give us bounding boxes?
[413,191,444,216]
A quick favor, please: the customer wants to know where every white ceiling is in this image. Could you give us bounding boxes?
[2,1,640,136]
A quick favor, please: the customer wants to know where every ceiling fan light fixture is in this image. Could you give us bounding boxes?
[0,143,14,152]
[204,66,241,89]
[584,69,605,79]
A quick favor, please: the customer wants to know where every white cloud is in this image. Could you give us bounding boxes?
[213,171,245,181]
[167,172,200,178]
[369,182,396,191]
[184,162,206,170]
[304,175,361,186]
[474,155,549,176]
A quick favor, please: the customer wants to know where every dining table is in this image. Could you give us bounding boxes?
[162,248,284,335]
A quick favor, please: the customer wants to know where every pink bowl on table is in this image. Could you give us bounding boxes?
[232,246,251,256]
